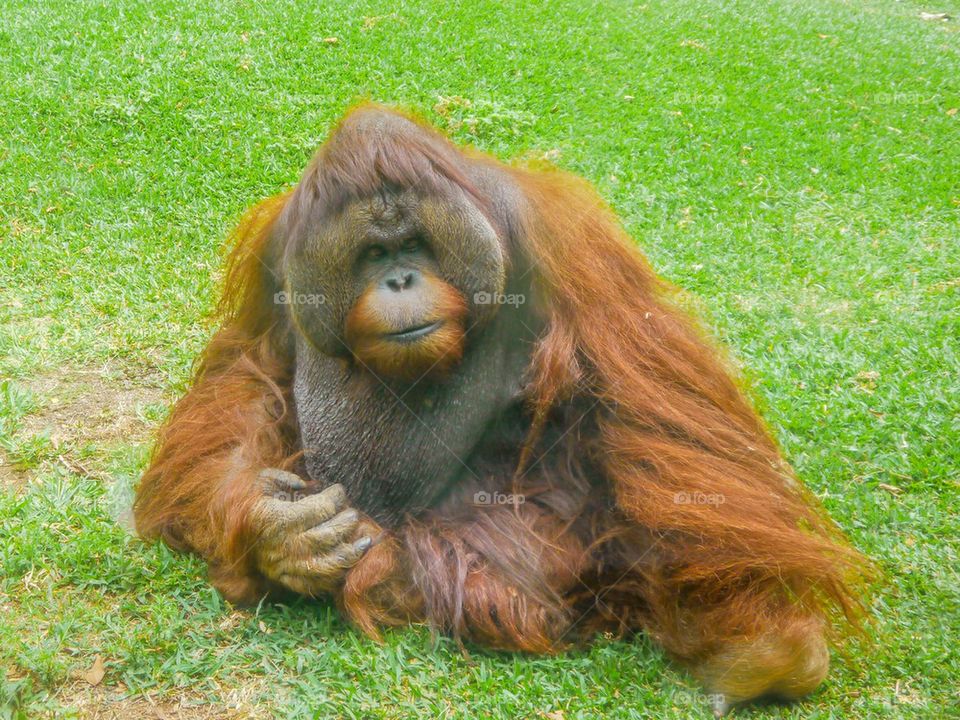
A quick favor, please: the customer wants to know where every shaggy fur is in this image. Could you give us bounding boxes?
[134,105,871,708]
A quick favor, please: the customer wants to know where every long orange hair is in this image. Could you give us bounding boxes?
[135,104,871,671]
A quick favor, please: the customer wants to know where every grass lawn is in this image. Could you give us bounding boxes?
[1,0,958,717]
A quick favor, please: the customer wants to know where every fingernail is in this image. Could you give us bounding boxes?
[355,537,372,552]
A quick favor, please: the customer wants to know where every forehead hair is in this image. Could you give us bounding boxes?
[278,106,495,240]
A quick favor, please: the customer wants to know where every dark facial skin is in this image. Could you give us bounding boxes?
[354,233,439,338]
[292,305,536,526]
[279,114,542,526]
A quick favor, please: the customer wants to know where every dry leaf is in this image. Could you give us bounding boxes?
[218,611,245,631]
[919,12,950,21]
[434,95,471,117]
[930,277,960,291]
[82,655,105,686]
[878,483,903,496]
[363,13,400,29]
[322,37,339,44]
[854,370,880,392]
[947,108,958,116]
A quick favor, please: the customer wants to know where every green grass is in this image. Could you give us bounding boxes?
[1,0,958,717]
